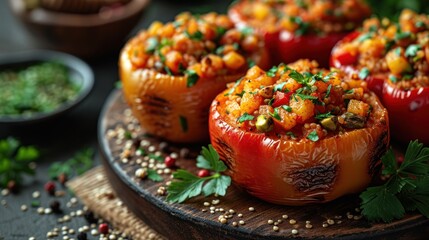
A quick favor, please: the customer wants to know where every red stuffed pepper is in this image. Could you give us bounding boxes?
[229,0,371,67]
[120,12,269,143]
[209,60,389,205]
[331,9,429,145]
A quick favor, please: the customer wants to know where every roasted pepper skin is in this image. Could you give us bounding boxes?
[331,32,429,145]
[209,89,389,205]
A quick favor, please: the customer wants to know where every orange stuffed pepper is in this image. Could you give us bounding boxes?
[209,60,389,205]
[120,12,269,143]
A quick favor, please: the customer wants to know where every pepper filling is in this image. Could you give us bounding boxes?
[230,0,370,35]
[333,9,429,90]
[221,60,374,141]
[127,12,263,85]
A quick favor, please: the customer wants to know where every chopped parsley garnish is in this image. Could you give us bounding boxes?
[395,32,412,41]
[325,84,332,98]
[286,131,296,138]
[307,130,319,142]
[274,82,287,92]
[295,93,318,101]
[215,26,227,39]
[315,112,333,120]
[266,66,278,77]
[358,68,370,80]
[247,58,256,68]
[148,154,164,162]
[185,30,204,40]
[145,37,159,53]
[179,115,188,132]
[164,66,173,76]
[290,16,310,36]
[405,44,421,58]
[357,33,373,42]
[184,69,199,87]
[360,140,429,222]
[240,26,254,36]
[270,107,281,120]
[148,169,163,182]
[226,78,242,96]
[237,113,254,123]
[166,145,231,203]
[0,137,39,188]
[389,75,398,83]
[281,105,292,112]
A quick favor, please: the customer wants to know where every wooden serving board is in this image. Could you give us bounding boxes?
[98,90,429,240]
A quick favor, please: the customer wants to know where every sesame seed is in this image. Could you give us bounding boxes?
[248,207,255,212]
[220,218,227,224]
[277,219,283,223]
[274,222,279,226]
[273,226,279,232]
[305,224,313,229]
[238,213,243,218]
[201,209,207,212]
[1,189,9,196]
[289,219,296,225]
[210,211,215,214]
[232,222,238,227]
[21,205,28,211]
[327,219,335,225]
[32,191,40,198]
[267,220,274,225]
[209,206,215,210]
[69,229,75,234]
[282,214,288,219]
[91,229,99,236]
[322,223,329,228]
[239,220,245,225]
[291,229,299,235]
[229,209,235,214]
[37,207,44,214]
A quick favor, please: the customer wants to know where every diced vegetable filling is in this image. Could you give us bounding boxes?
[222,60,374,141]
[333,9,429,90]
[231,0,371,34]
[127,12,262,80]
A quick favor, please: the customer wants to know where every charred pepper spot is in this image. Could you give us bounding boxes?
[141,95,171,116]
[214,138,235,171]
[369,130,388,176]
[287,164,337,193]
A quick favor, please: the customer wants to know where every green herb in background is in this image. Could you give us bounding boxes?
[166,145,231,203]
[48,148,94,179]
[360,140,429,222]
[366,0,429,20]
[0,137,39,188]
[0,62,80,116]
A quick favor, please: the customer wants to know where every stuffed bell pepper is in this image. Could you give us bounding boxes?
[120,12,269,143]
[209,60,389,205]
[331,9,429,144]
[228,0,371,67]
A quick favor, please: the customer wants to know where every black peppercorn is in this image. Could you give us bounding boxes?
[49,200,62,213]
[84,211,97,224]
[77,232,87,240]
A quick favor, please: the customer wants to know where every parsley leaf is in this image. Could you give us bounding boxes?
[237,113,254,123]
[358,68,370,80]
[147,169,163,182]
[307,130,319,142]
[274,82,287,92]
[270,107,281,120]
[0,138,39,188]
[405,44,421,58]
[48,148,93,179]
[315,112,333,120]
[281,105,292,112]
[267,66,278,77]
[185,69,199,87]
[185,30,204,41]
[145,37,159,53]
[360,140,429,222]
[166,145,231,203]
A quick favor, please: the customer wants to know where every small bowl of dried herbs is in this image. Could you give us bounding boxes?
[0,50,94,124]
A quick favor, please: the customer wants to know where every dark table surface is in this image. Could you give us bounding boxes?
[0,1,232,239]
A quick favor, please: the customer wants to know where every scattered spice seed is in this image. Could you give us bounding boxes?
[1,189,9,196]
[291,229,299,235]
[44,181,56,196]
[99,223,109,235]
[239,220,245,225]
[32,191,40,198]
[232,222,238,227]
[50,200,61,213]
[90,229,99,236]
[164,156,176,168]
[20,204,28,211]
[282,214,288,219]
[212,199,220,205]
[7,180,18,193]
[289,219,296,225]
[248,207,255,212]
[273,226,279,232]
[238,213,243,218]
[197,169,210,178]
[268,219,274,225]
[203,202,210,206]
[322,223,329,228]
[327,219,335,225]
[305,224,313,229]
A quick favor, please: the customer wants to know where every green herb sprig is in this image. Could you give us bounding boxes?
[0,137,39,188]
[48,148,94,179]
[360,140,429,222]
[166,145,231,203]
